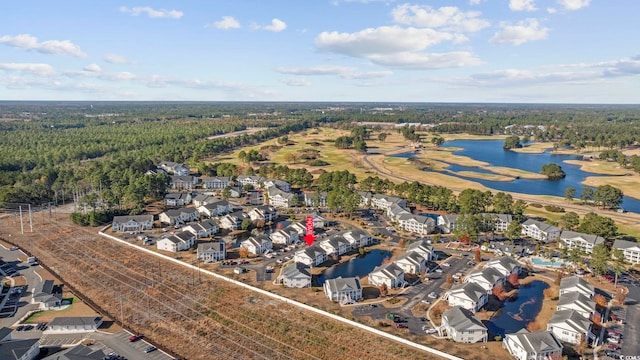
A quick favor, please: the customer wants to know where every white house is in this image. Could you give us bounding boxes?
[437,214,460,234]
[32,280,62,310]
[267,187,297,208]
[387,203,411,222]
[294,245,327,267]
[197,199,232,218]
[559,276,595,298]
[483,257,522,277]
[197,241,226,262]
[357,191,372,208]
[0,337,40,360]
[170,175,198,190]
[559,230,605,254]
[394,252,426,275]
[444,282,488,312]
[278,263,311,288]
[270,228,299,245]
[342,229,373,249]
[264,179,291,192]
[157,231,196,252]
[237,175,266,189]
[546,310,594,345]
[464,267,505,294]
[486,213,513,232]
[612,239,640,264]
[371,194,407,211]
[319,236,349,257]
[441,306,488,343]
[164,192,192,207]
[503,329,563,360]
[288,222,308,236]
[46,317,104,333]
[304,192,327,207]
[323,277,362,304]
[219,211,248,230]
[241,235,272,255]
[406,239,436,261]
[112,215,154,232]
[556,292,596,319]
[521,219,561,243]
[159,161,190,176]
[201,176,231,189]
[192,194,217,208]
[248,205,278,223]
[368,263,405,289]
[397,214,435,235]
[158,208,199,225]
[183,219,219,238]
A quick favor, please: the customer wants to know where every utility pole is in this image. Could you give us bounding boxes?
[28,204,33,232]
[119,293,124,325]
[19,206,24,235]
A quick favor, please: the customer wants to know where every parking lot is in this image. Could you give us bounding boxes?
[91,330,175,360]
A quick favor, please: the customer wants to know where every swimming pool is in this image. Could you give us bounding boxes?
[531,258,565,267]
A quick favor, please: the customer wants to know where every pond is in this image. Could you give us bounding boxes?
[486,280,549,337]
[316,249,392,286]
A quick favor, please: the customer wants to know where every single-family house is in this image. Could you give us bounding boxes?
[157,231,196,252]
[559,231,605,254]
[444,282,489,312]
[294,245,327,267]
[464,267,505,294]
[319,236,349,257]
[32,280,62,310]
[241,235,272,255]
[278,263,311,288]
[437,214,460,234]
[219,211,249,230]
[441,306,488,343]
[371,194,407,211]
[357,191,372,208]
[368,263,405,289]
[398,214,435,235]
[183,219,219,238]
[46,317,103,333]
[197,199,232,218]
[159,208,199,225]
[270,228,299,245]
[406,239,436,261]
[308,212,326,229]
[267,187,297,208]
[0,338,40,360]
[343,229,373,249]
[612,239,640,264]
[197,241,226,263]
[227,186,242,198]
[323,277,362,304]
[159,161,190,176]
[304,192,327,207]
[248,205,278,223]
[394,252,426,274]
[164,192,192,207]
[201,176,231,189]
[546,310,594,345]
[237,176,266,189]
[170,175,198,190]
[521,219,561,243]
[503,329,563,360]
[559,276,595,298]
[264,179,291,192]
[483,257,522,277]
[192,194,217,208]
[556,292,596,320]
[111,215,154,232]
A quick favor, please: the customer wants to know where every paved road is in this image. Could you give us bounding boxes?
[622,285,640,357]
[92,330,175,360]
[0,245,44,328]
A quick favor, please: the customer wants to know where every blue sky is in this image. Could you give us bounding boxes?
[0,0,638,103]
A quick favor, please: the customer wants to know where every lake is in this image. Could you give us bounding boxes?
[316,249,392,285]
[396,139,640,214]
[486,280,549,337]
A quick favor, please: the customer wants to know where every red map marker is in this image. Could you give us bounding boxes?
[304,215,316,246]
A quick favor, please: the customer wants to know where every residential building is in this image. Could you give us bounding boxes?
[483,257,522,277]
[201,176,231,189]
[406,239,436,261]
[0,338,40,360]
[559,231,605,254]
[270,228,299,245]
[308,212,326,229]
[386,203,410,222]
[241,235,272,255]
[556,292,596,319]
[192,194,217,208]
[183,219,219,238]
[170,175,198,190]
[278,263,311,288]
[159,161,190,176]
[245,190,263,205]
[546,310,594,345]
[111,215,154,233]
[304,192,327,207]
[441,306,488,343]
[319,236,349,257]
[164,192,192,207]
[521,219,561,243]
[264,179,291,192]
[437,214,460,233]
[237,176,266,189]
[371,194,407,210]
[197,199,232,218]
[248,205,278,223]
[267,187,297,208]
[464,267,505,294]
[503,330,563,360]
[157,231,196,252]
[357,191,372,208]
[398,214,435,235]
[41,343,106,360]
[158,208,199,225]
[219,211,249,230]
[47,317,103,333]
[197,241,226,263]
[559,276,595,298]
[394,252,426,275]
[444,282,488,312]
[612,239,640,264]
[288,222,307,236]
[342,229,373,249]
[32,280,62,310]
[293,245,327,267]
[486,213,513,232]
[368,263,405,289]
[323,277,362,304]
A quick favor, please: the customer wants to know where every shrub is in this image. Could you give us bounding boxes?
[529,203,543,208]
[544,205,565,213]
[309,159,330,166]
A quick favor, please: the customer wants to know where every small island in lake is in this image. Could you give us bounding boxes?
[541,163,566,180]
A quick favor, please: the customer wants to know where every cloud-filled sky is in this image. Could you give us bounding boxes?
[0,1,638,103]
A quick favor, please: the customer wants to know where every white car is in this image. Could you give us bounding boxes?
[428,292,438,299]
[435,268,443,273]
[425,328,437,334]
[441,262,451,267]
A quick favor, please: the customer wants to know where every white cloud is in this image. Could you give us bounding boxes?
[391,4,490,32]
[557,0,590,10]
[281,78,312,87]
[490,19,549,45]
[0,63,56,76]
[469,0,483,4]
[547,7,557,13]
[368,51,484,69]
[275,65,393,79]
[207,16,241,30]
[263,19,287,32]
[509,0,537,12]
[0,34,87,58]
[332,0,396,4]
[83,64,102,73]
[104,53,132,64]
[119,6,183,19]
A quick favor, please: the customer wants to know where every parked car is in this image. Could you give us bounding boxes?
[605,344,620,351]
[144,346,157,353]
[425,328,437,334]
[607,337,620,344]
[9,246,18,251]
[395,323,408,329]
[428,292,438,299]
[128,334,143,342]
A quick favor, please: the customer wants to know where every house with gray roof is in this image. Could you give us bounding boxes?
[357,191,372,207]
[304,192,327,207]
[503,329,563,360]
[407,239,436,261]
[556,292,596,319]
[192,194,216,208]
[201,176,231,189]
[559,230,605,254]
[158,208,199,225]
[437,214,460,233]
[270,228,299,245]
[248,205,278,223]
[157,230,196,252]
[394,252,426,274]
[159,161,190,176]
[342,229,373,249]
[483,256,522,277]
[241,235,272,255]
[398,214,435,235]
[264,179,291,192]
[0,338,40,360]
[319,236,349,257]
[197,199,232,218]
[483,213,513,232]
[464,267,505,294]
[32,280,62,310]
[219,211,249,230]
[612,239,640,264]
[164,192,192,207]
[386,203,410,222]
[47,317,103,333]
[197,241,226,263]
[440,306,488,343]
[111,215,154,232]
[371,194,407,211]
[547,309,594,345]
[293,245,327,267]
[237,175,266,189]
[267,187,297,208]
[170,175,197,190]
[183,219,219,238]
[444,282,488,312]
[42,343,106,360]
[278,263,311,288]
[559,276,595,298]
[521,219,561,243]
[323,277,362,304]
[368,263,405,289]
